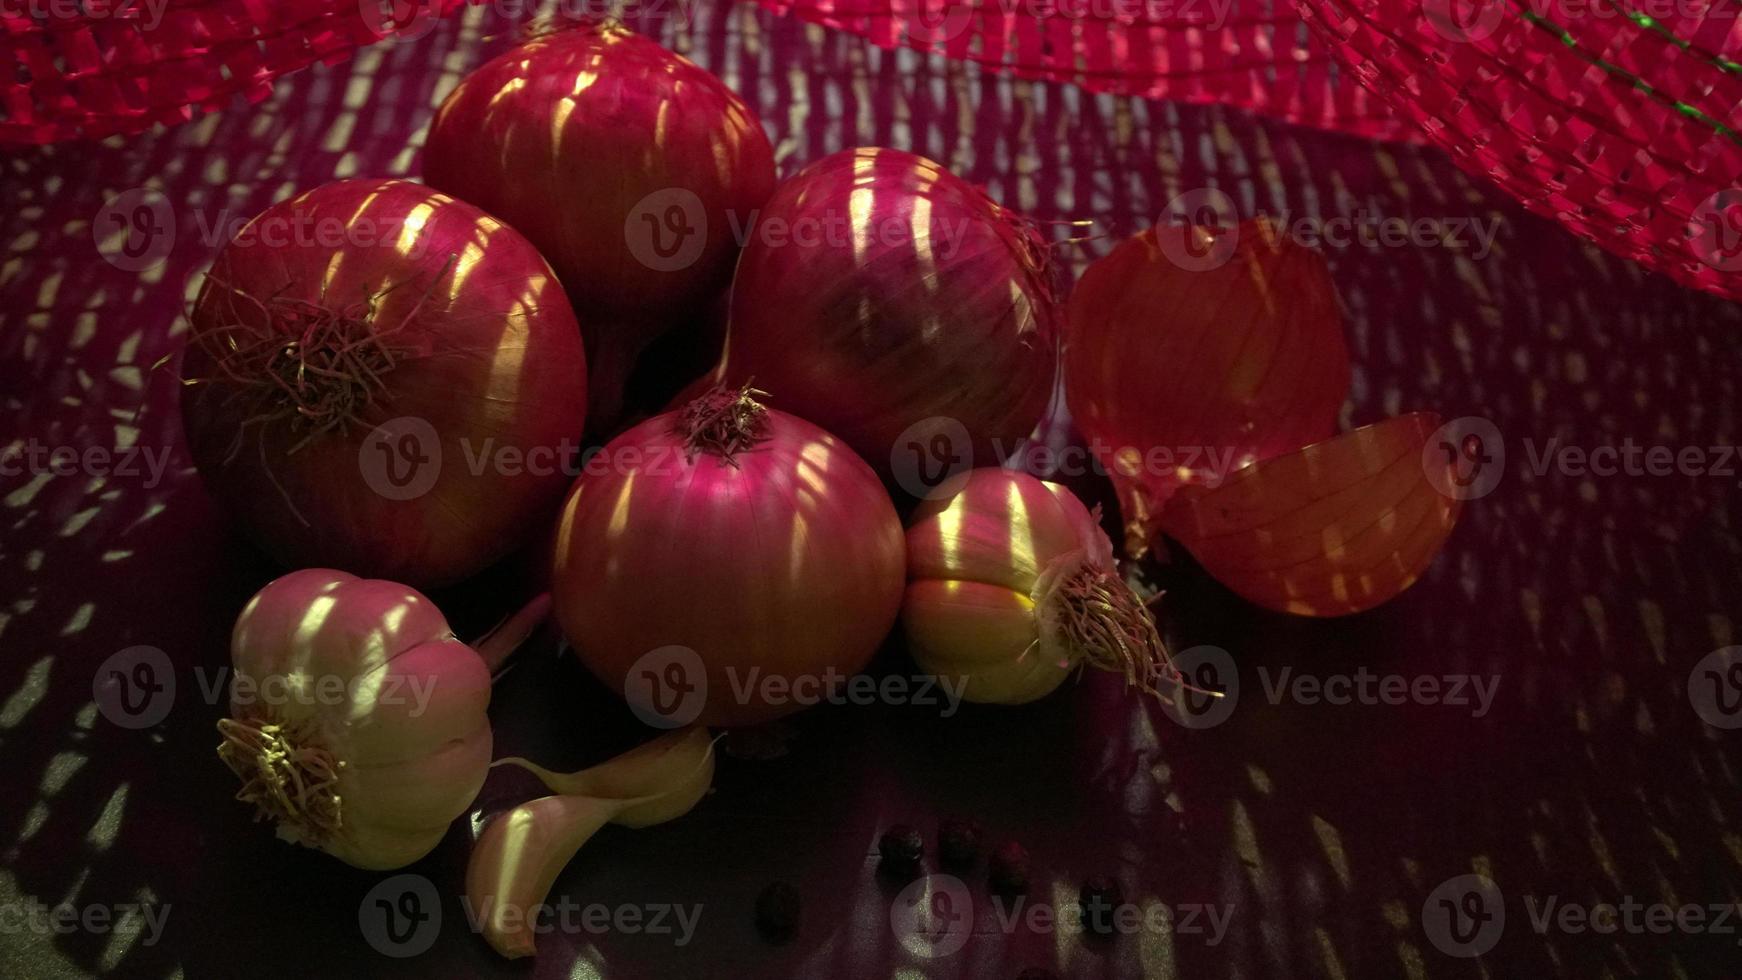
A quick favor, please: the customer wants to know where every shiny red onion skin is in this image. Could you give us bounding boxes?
[551,408,907,728]
[181,179,588,589]
[423,23,776,431]
[713,147,1059,481]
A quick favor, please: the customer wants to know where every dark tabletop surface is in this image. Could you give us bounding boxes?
[3,3,1742,978]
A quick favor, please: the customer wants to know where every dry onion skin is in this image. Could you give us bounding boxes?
[704,147,1059,481]
[466,728,716,959]
[1160,413,1463,616]
[1064,218,1350,556]
[180,178,589,589]
[424,19,775,430]
[215,569,493,870]
[902,468,1181,705]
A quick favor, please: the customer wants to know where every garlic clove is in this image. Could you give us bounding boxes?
[344,637,491,765]
[340,726,492,832]
[467,728,717,959]
[494,727,713,799]
[901,580,1036,669]
[466,794,623,959]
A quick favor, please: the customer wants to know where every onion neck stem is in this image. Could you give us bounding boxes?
[216,715,344,844]
[673,381,770,465]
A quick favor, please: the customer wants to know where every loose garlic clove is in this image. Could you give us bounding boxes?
[466,727,717,959]
[493,726,714,799]
[466,794,621,959]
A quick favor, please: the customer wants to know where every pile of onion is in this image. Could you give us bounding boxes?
[695,147,1059,489]
[181,178,588,589]
[551,384,906,727]
[1064,218,1463,615]
[424,18,776,431]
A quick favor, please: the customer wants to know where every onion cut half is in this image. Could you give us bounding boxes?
[1064,218,1350,555]
[1158,412,1462,617]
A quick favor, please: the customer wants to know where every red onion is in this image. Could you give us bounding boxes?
[181,178,589,588]
[702,147,1059,491]
[1160,412,1463,616]
[551,385,906,727]
[1067,219,1462,615]
[1065,219,1351,555]
[424,20,776,432]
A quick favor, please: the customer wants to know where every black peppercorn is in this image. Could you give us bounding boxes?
[988,840,1030,895]
[754,881,801,943]
[878,824,925,878]
[938,816,983,870]
[1078,875,1124,936]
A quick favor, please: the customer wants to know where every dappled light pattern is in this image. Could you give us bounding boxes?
[0,1,1739,977]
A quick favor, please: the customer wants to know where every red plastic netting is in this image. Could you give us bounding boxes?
[3,0,1738,300]
[1296,0,1742,303]
[0,0,468,143]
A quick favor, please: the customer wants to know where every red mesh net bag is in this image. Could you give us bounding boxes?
[757,0,1742,301]
[0,0,467,143]
[1295,0,1742,301]
[6,0,1738,300]
[754,0,1409,137]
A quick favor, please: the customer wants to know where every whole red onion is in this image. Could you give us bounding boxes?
[702,147,1059,491]
[424,20,776,432]
[181,178,588,588]
[552,384,906,728]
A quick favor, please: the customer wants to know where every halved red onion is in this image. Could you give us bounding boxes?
[1159,413,1462,616]
[1064,219,1350,555]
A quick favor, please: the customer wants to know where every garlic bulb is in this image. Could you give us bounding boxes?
[902,469,1178,705]
[216,569,493,869]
